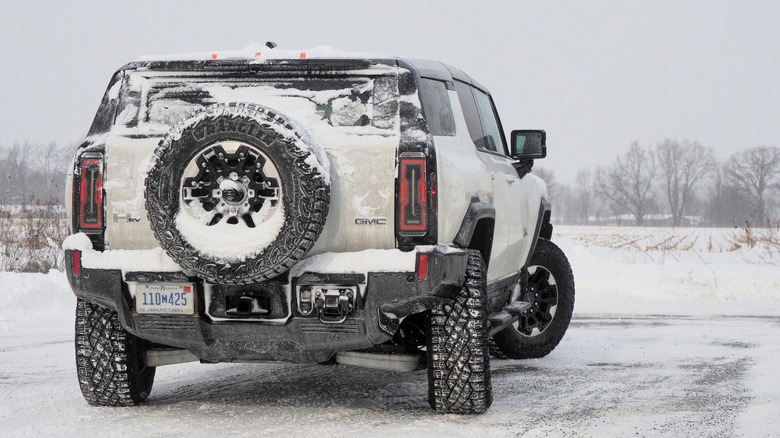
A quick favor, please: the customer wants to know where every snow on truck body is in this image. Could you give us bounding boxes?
[63,47,573,414]
[97,64,401,255]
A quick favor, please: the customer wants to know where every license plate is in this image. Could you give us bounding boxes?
[135,283,195,315]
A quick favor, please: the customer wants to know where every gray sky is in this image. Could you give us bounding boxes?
[1,0,778,183]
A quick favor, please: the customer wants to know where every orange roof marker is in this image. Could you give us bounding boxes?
[299,52,306,60]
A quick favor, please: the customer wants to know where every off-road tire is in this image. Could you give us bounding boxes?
[75,299,155,406]
[488,338,510,359]
[426,249,492,414]
[145,102,330,284]
[492,238,575,359]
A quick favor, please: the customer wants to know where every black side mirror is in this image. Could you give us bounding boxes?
[511,130,547,159]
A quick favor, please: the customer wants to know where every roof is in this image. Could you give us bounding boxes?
[119,43,488,92]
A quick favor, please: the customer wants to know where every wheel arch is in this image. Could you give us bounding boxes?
[526,198,552,268]
[453,199,496,266]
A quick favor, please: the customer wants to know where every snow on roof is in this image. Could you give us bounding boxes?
[136,43,389,62]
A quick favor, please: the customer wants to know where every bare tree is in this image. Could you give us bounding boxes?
[656,139,715,226]
[573,169,593,224]
[595,141,657,225]
[724,146,780,226]
[0,143,32,203]
[34,142,70,203]
[533,166,559,201]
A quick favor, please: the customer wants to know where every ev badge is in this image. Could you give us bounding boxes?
[113,213,141,223]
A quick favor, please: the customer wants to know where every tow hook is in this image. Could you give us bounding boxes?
[315,289,354,324]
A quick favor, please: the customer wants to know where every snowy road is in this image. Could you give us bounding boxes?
[2,310,778,437]
[2,229,779,437]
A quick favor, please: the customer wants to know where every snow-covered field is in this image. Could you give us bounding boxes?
[1,226,778,437]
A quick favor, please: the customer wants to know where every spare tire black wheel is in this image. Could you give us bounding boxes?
[145,103,330,284]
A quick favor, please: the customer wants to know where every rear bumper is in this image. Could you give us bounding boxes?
[64,246,467,364]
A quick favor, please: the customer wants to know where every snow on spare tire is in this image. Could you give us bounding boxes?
[145,103,330,284]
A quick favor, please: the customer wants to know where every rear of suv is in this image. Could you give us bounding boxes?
[64,45,575,414]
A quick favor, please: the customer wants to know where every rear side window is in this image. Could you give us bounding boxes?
[454,80,484,145]
[419,79,455,136]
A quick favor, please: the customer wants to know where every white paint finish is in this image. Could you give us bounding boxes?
[435,89,545,281]
[477,152,510,278]
[104,137,160,250]
[103,133,399,254]
[433,90,494,268]
[505,172,547,272]
[307,140,398,256]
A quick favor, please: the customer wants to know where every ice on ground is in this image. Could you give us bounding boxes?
[3,226,779,436]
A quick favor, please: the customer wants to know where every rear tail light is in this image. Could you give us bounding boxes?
[72,251,82,278]
[416,254,429,281]
[78,153,104,232]
[399,157,427,232]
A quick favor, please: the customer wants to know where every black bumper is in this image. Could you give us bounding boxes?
[65,246,467,364]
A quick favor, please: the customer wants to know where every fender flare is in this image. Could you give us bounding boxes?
[453,199,496,264]
[526,198,552,267]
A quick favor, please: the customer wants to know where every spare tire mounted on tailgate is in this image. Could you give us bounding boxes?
[145,103,330,284]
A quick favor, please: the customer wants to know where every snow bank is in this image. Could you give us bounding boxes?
[555,226,780,315]
[0,270,73,331]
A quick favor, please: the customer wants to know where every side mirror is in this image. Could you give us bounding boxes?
[511,130,547,159]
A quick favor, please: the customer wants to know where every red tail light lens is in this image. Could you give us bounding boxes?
[72,251,82,278]
[399,158,427,232]
[416,254,429,281]
[78,154,104,232]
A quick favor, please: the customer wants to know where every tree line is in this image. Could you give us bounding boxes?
[0,142,73,206]
[539,141,780,227]
[1,140,779,228]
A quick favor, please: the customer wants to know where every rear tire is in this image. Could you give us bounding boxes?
[426,249,492,414]
[75,299,155,406]
[492,238,575,359]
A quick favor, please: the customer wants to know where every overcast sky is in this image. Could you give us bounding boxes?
[1,0,778,183]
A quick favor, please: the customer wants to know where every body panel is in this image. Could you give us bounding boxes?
[101,66,404,254]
